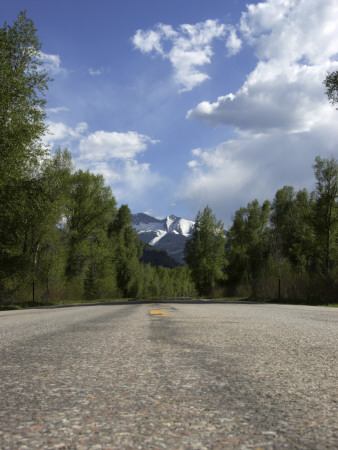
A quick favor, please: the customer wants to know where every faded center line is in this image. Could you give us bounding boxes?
[150,310,169,317]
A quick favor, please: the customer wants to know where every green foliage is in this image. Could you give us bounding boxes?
[184,206,227,296]
[227,199,270,295]
[109,205,144,297]
[324,70,338,109]
[312,156,338,275]
[270,186,313,272]
[0,12,50,184]
[65,170,116,279]
[140,244,181,268]
[225,157,338,302]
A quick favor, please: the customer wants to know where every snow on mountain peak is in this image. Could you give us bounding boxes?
[132,213,195,264]
[132,213,194,241]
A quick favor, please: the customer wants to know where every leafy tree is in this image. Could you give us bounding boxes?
[0,11,52,300]
[227,199,270,294]
[312,156,338,275]
[65,170,116,279]
[324,71,338,109]
[0,149,72,300]
[270,186,313,272]
[0,11,50,184]
[109,205,143,297]
[184,206,226,296]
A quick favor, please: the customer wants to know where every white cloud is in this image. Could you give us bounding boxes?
[78,130,159,160]
[240,0,338,65]
[132,20,227,91]
[43,121,88,147]
[47,106,70,114]
[89,68,103,76]
[79,158,162,205]
[181,119,338,225]
[77,131,161,202]
[182,0,338,224]
[226,28,242,56]
[44,122,162,205]
[188,60,337,134]
[40,52,65,75]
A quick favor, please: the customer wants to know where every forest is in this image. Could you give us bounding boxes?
[0,13,337,306]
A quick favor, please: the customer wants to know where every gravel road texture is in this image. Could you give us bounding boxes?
[0,302,337,449]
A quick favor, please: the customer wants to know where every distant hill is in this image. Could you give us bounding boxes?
[132,213,195,264]
[140,244,181,268]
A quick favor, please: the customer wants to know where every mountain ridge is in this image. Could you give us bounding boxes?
[132,213,195,264]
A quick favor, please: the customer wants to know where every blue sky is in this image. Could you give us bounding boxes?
[2,0,338,225]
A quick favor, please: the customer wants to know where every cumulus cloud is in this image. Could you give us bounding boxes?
[79,130,158,161]
[43,121,88,147]
[44,122,162,205]
[132,20,229,91]
[183,0,338,224]
[187,60,337,134]
[77,131,161,202]
[226,28,242,56]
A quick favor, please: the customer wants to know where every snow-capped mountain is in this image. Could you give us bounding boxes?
[132,213,195,264]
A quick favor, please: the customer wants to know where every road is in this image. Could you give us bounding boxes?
[0,302,337,449]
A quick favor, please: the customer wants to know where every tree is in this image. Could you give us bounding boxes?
[0,11,51,301]
[324,71,338,109]
[0,148,72,301]
[270,186,313,272]
[109,205,143,298]
[65,170,117,279]
[0,11,50,184]
[184,206,227,296]
[227,199,270,294]
[312,156,338,275]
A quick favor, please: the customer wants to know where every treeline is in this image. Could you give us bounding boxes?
[0,146,196,304]
[185,156,337,303]
[225,155,337,302]
[0,12,196,304]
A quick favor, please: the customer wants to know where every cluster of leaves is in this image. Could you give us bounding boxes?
[0,13,196,304]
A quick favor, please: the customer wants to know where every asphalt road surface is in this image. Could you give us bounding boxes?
[0,302,337,449]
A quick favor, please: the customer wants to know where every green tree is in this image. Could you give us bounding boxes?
[270,186,313,272]
[0,11,50,184]
[184,206,226,296]
[227,199,270,295]
[0,149,72,301]
[324,71,338,109]
[312,156,338,275]
[109,205,144,297]
[0,11,52,301]
[65,170,116,279]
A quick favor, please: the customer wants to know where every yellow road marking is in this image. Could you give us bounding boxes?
[150,310,169,316]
